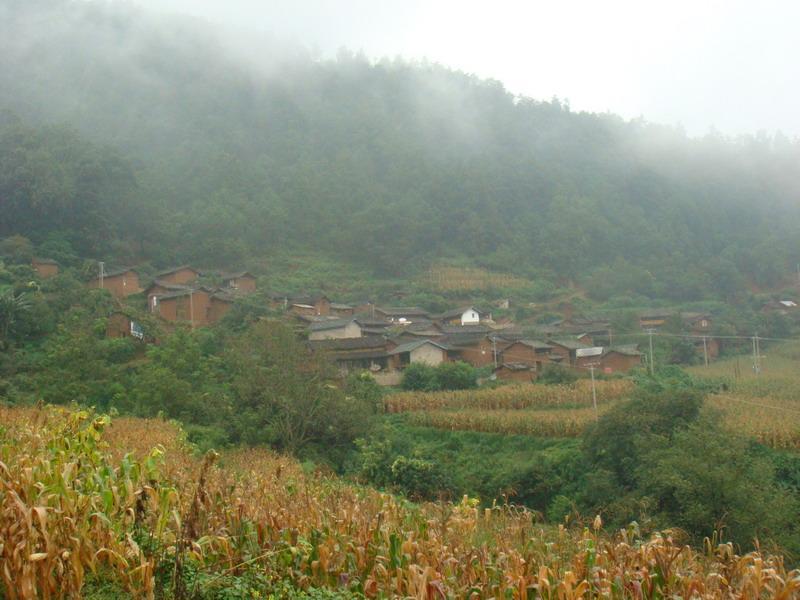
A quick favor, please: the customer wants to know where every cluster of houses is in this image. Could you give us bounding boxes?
[28,257,752,386]
[273,298,645,385]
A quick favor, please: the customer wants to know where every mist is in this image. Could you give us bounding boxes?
[130,0,800,138]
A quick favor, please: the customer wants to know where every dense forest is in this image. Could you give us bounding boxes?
[2,0,800,302]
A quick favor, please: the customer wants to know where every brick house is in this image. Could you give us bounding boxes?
[444,333,509,368]
[31,257,59,278]
[152,288,233,327]
[500,340,556,373]
[154,266,200,286]
[494,362,535,383]
[575,345,641,373]
[106,311,146,340]
[88,268,141,299]
[547,338,591,367]
[221,271,256,294]
[373,306,430,323]
[289,295,332,317]
[308,336,394,375]
[330,303,355,317]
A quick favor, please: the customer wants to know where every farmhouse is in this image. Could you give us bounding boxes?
[289,295,332,317]
[106,311,146,341]
[220,271,256,294]
[388,339,450,369]
[154,266,199,286]
[308,336,393,375]
[547,338,591,367]
[575,345,641,373]
[444,333,509,368]
[87,267,141,299]
[500,339,556,372]
[152,288,233,327]
[308,318,363,341]
[31,257,59,278]
[330,303,355,317]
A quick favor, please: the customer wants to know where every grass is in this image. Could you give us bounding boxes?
[3,404,800,598]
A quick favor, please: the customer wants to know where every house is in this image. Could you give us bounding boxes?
[547,338,591,366]
[31,257,59,278]
[682,312,712,334]
[494,362,535,383]
[154,266,200,286]
[353,318,394,336]
[373,306,430,323]
[387,339,450,369]
[88,268,141,299]
[308,336,394,375]
[308,318,363,341]
[106,311,146,340]
[639,311,674,329]
[289,295,331,317]
[500,339,557,373]
[145,280,192,312]
[221,271,256,294]
[442,333,509,368]
[762,300,798,315]
[435,306,489,326]
[330,303,355,317]
[575,345,641,373]
[152,288,233,327]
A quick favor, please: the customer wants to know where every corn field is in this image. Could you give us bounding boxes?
[3,405,799,598]
[385,380,634,413]
[406,407,609,437]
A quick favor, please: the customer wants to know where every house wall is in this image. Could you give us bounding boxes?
[315,298,331,316]
[89,271,141,299]
[548,344,572,364]
[455,338,499,367]
[410,343,447,366]
[226,276,256,293]
[208,298,232,323]
[159,268,198,285]
[106,313,131,338]
[331,306,355,317]
[601,352,641,373]
[461,309,481,325]
[157,291,212,326]
[308,321,362,341]
[32,261,58,278]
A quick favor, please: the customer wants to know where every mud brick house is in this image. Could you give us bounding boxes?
[308,318,363,341]
[547,338,591,367]
[575,345,641,373]
[88,267,141,299]
[443,333,509,368]
[500,339,557,373]
[289,295,332,317]
[494,362,535,383]
[145,280,191,312]
[330,303,355,317]
[152,288,233,327]
[221,271,256,294]
[31,257,59,278]
[154,266,200,286]
[308,336,394,375]
[639,310,674,330]
[106,311,146,340]
[387,339,450,369]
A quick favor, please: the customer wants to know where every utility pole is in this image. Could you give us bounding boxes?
[755,334,761,374]
[647,328,655,375]
[189,290,195,330]
[589,364,598,420]
[98,261,105,289]
[492,337,498,368]
[702,336,709,367]
[752,335,760,375]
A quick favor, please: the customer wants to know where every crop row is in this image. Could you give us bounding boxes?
[385,379,634,413]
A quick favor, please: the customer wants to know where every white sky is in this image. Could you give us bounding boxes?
[132,0,800,137]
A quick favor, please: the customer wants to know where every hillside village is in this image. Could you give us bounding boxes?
[29,257,754,386]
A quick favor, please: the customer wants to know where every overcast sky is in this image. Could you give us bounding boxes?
[132,0,800,137]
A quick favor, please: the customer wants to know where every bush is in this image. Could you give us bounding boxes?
[401,363,440,391]
[435,361,477,390]
[390,455,449,500]
[538,364,578,385]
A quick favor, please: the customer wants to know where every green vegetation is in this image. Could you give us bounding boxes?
[400,360,478,391]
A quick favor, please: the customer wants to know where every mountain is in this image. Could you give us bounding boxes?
[2,0,800,301]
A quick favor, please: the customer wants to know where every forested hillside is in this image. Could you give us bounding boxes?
[2,0,800,301]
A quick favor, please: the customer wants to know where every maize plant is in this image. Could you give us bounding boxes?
[2,405,799,599]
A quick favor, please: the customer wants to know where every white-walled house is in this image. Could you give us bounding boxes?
[436,306,488,326]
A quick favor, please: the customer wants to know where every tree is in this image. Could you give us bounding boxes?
[0,289,31,348]
[435,361,477,390]
[401,363,439,392]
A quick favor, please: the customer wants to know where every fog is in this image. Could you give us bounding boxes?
[128,0,800,138]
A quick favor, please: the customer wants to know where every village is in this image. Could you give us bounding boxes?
[30,258,786,386]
